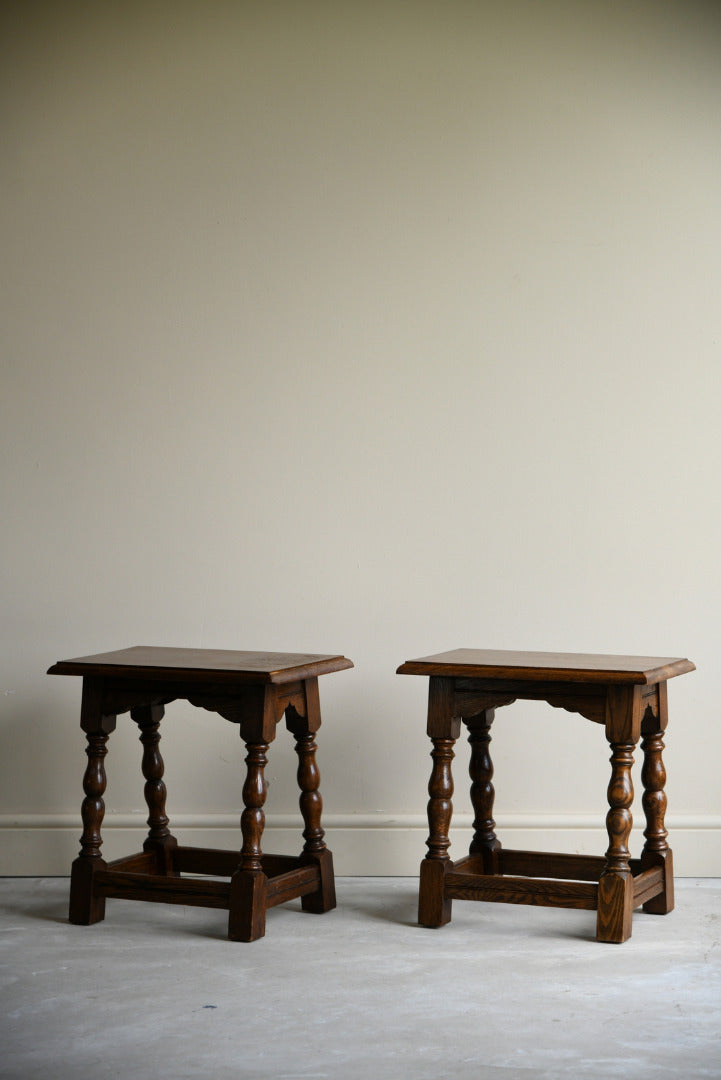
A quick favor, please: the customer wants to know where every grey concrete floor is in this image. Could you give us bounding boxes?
[1,877,720,1080]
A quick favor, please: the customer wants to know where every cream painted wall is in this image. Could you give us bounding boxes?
[1,1,719,875]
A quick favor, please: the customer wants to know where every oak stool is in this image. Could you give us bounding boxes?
[49,646,353,941]
[397,649,694,943]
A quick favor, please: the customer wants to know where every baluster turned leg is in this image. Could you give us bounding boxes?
[239,742,268,871]
[640,726,674,914]
[69,721,115,924]
[597,740,636,943]
[229,741,269,941]
[294,731,336,913]
[465,709,502,873]
[419,736,456,927]
[426,737,456,860]
[131,704,177,874]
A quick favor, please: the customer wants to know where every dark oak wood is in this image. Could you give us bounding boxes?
[397,649,695,685]
[425,737,455,863]
[239,742,268,873]
[107,851,156,873]
[465,710,502,872]
[493,850,606,881]
[418,857,453,927]
[399,648,694,943]
[50,646,352,941]
[94,869,231,909]
[639,682,674,914]
[49,646,353,684]
[132,704,178,875]
[172,846,300,878]
[445,871,599,910]
[266,865,320,907]
[603,741,635,876]
[294,732,325,855]
[633,866,665,907]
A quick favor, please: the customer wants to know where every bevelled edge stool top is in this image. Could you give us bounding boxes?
[396,648,695,685]
[48,646,354,684]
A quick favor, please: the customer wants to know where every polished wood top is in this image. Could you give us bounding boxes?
[396,649,695,685]
[48,646,354,685]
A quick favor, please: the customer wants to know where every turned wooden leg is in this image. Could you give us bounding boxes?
[229,741,269,941]
[465,709,502,872]
[132,704,177,874]
[640,726,674,914]
[419,736,456,927]
[69,724,114,925]
[294,731,336,914]
[597,740,635,943]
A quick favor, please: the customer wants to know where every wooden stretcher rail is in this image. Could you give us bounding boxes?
[94,870,231,909]
[266,865,320,907]
[107,851,156,873]
[445,871,599,910]
[632,866,664,906]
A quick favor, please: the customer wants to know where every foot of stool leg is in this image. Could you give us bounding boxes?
[418,859,452,927]
[596,872,634,943]
[69,857,106,925]
[641,849,675,915]
[301,848,337,914]
[228,870,267,941]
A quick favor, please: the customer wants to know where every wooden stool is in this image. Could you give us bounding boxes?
[49,646,353,941]
[397,649,695,943]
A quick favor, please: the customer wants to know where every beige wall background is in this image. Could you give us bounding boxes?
[2,1,719,875]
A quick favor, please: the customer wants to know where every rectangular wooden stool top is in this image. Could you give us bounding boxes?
[397,649,694,684]
[49,646,354,685]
